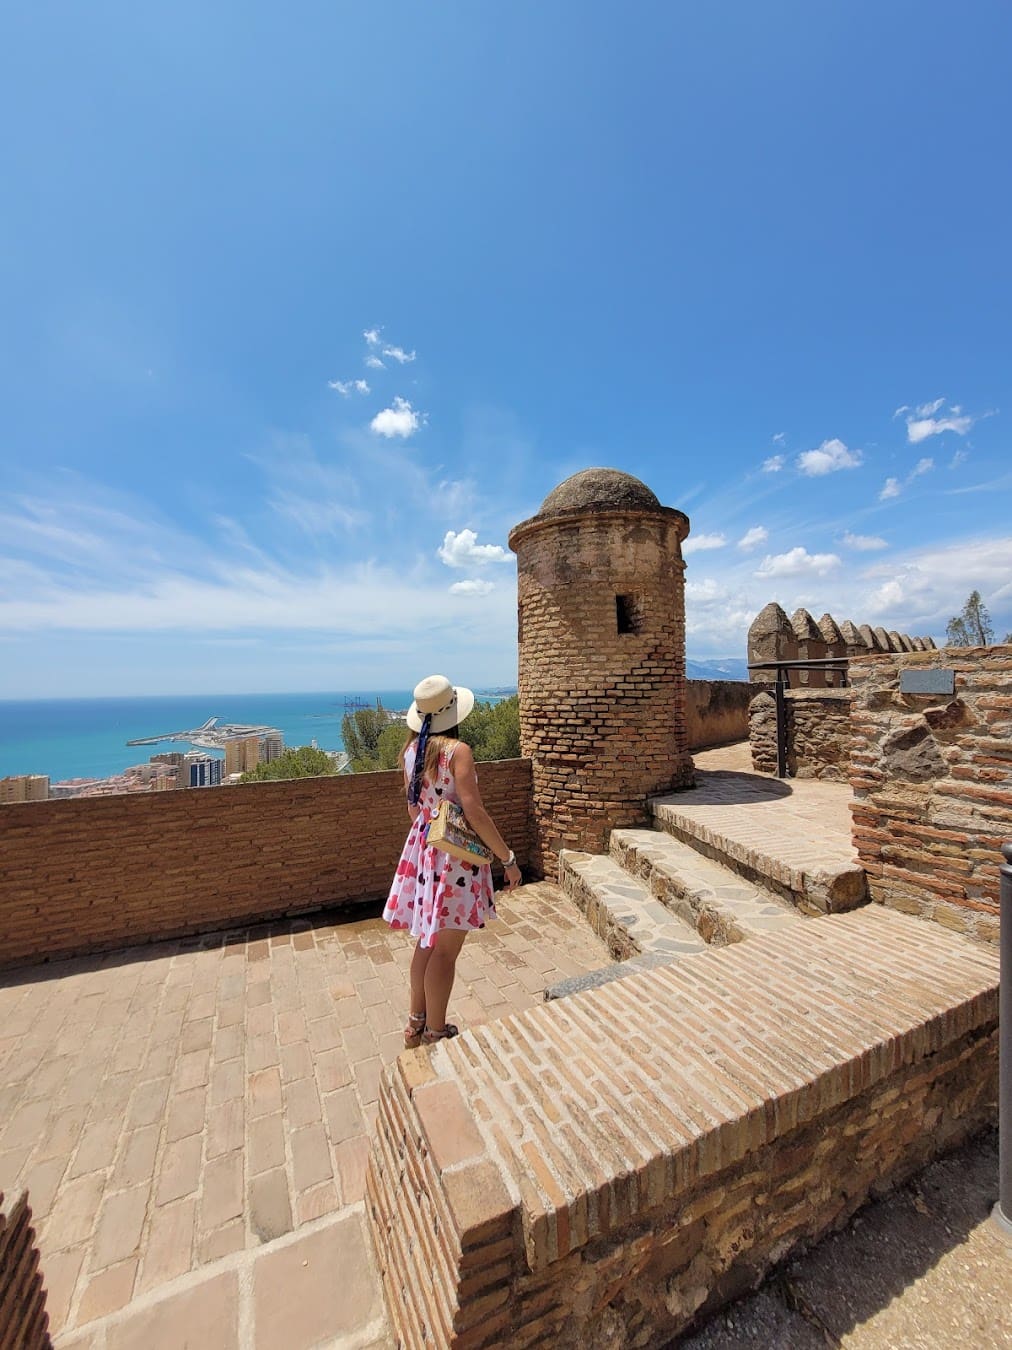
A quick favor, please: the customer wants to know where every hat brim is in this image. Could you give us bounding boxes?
[406,685,475,733]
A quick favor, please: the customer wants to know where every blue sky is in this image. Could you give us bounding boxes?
[2,2,1010,698]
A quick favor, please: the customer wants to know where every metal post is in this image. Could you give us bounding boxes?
[774,667,788,779]
[993,842,1012,1240]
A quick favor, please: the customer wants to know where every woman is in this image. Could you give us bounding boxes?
[383,674,522,1046]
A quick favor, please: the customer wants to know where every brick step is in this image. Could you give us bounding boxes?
[557,850,707,965]
[649,793,868,915]
[609,827,803,943]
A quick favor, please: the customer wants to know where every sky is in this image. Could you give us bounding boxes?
[1,2,1010,699]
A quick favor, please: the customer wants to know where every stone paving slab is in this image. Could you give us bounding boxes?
[653,742,868,913]
[558,848,707,960]
[0,882,611,1344]
[610,826,802,944]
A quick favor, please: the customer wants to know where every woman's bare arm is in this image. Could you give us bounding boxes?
[452,743,516,862]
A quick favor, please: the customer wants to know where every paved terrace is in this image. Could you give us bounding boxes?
[0,886,611,1347]
[1,744,1006,1347]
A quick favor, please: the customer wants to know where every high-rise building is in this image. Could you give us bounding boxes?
[151,752,186,769]
[182,753,223,788]
[224,736,262,776]
[260,732,285,762]
[0,774,50,804]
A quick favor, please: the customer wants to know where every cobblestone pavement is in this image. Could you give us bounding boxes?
[0,883,611,1346]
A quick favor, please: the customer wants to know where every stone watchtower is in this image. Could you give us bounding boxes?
[508,468,693,878]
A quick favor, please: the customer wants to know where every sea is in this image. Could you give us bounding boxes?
[0,690,515,784]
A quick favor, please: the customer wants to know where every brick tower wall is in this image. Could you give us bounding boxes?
[512,509,694,877]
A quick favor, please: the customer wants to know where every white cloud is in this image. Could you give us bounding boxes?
[868,579,904,610]
[449,579,494,597]
[754,547,841,578]
[437,529,511,568]
[737,526,768,551]
[858,535,1012,630]
[363,328,382,347]
[364,355,386,370]
[904,398,975,443]
[382,345,416,364]
[370,396,423,439]
[841,531,888,551]
[950,449,969,469]
[683,532,727,555]
[327,378,370,396]
[772,432,786,445]
[879,457,935,502]
[796,438,862,477]
[762,455,785,473]
[916,398,946,417]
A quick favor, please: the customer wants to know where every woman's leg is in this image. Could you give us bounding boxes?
[422,929,467,1034]
[409,939,431,1018]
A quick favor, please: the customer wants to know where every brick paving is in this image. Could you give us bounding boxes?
[679,742,858,869]
[0,883,611,1346]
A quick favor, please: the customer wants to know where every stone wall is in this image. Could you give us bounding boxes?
[0,1192,51,1349]
[748,603,935,689]
[685,680,751,751]
[0,761,533,970]
[749,689,853,780]
[366,907,997,1349]
[850,645,1012,944]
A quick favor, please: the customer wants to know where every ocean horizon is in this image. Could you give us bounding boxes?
[0,688,517,783]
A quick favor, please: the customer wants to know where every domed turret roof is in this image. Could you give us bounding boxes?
[538,468,661,515]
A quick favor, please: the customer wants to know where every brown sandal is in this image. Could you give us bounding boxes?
[404,1012,427,1049]
[422,1023,459,1044]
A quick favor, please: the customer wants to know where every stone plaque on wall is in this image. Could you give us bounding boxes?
[899,669,955,696]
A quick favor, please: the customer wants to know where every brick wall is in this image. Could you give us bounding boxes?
[850,646,1012,943]
[0,1192,51,1349]
[0,761,533,970]
[510,508,694,877]
[366,907,997,1348]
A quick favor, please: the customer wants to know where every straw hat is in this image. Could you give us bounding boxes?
[406,675,475,733]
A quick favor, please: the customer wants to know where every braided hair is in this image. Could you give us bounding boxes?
[407,713,432,806]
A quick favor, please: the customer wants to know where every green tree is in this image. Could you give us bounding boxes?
[341,699,398,771]
[946,590,994,646]
[375,721,410,770]
[458,697,521,762]
[240,746,337,782]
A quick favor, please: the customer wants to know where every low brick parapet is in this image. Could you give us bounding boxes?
[366,906,998,1347]
[0,1192,51,1349]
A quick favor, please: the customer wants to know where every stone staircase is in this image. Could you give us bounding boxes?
[551,789,868,1000]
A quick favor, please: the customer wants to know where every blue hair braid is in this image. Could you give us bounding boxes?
[407,713,432,806]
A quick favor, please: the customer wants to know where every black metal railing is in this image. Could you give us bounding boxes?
[746,658,851,778]
[994,842,1012,1240]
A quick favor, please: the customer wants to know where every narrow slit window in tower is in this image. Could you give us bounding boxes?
[616,593,642,635]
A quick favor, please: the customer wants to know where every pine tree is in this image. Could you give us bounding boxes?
[945,590,994,646]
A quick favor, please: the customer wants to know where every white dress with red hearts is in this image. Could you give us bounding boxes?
[382,742,496,948]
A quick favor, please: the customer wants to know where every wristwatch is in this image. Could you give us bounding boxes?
[502,850,517,867]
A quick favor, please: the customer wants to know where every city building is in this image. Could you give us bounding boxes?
[0,775,50,804]
[260,732,285,763]
[224,736,262,776]
[182,753,223,788]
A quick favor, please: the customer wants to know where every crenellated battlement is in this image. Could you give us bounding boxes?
[747,601,936,688]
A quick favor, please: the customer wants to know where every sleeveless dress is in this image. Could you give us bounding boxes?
[382,742,497,948]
